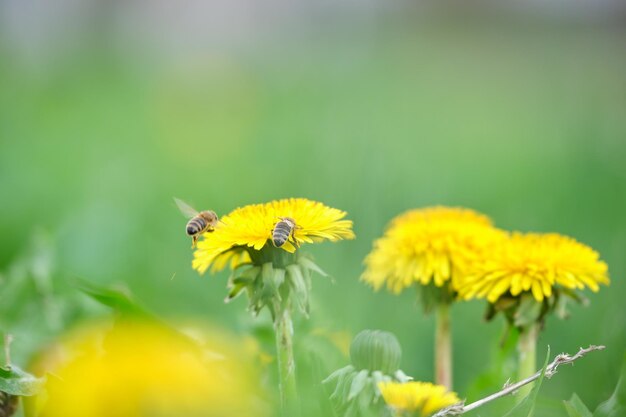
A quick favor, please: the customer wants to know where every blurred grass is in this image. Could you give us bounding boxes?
[1,21,625,415]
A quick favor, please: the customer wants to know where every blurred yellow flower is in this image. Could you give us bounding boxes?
[458,232,610,303]
[193,198,354,273]
[38,321,266,417]
[378,381,460,416]
[362,207,505,294]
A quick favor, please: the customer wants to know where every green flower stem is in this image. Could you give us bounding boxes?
[435,303,453,390]
[274,306,298,414]
[517,322,538,401]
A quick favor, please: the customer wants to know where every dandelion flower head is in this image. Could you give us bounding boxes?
[458,232,610,303]
[362,207,505,294]
[378,381,460,416]
[193,198,354,273]
[38,321,265,417]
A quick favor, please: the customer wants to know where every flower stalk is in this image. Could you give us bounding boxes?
[435,303,453,390]
[516,323,538,400]
[274,305,298,413]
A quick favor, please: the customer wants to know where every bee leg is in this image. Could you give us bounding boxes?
[291,232,300,249]
[191,236,197,249]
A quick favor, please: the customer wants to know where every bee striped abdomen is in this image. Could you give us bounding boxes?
[186,216,207,236]
[272,219,295,247]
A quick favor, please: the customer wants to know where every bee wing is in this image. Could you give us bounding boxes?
[174,197,200,218]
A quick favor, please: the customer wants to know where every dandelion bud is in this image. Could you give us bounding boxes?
[350,330,402,375]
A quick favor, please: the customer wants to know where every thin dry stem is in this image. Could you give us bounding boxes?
[432,345,605,417]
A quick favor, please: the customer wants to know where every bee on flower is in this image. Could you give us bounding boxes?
[187,198,354,410]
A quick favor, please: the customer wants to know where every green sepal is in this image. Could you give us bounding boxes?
[371,371,386,400]
[273,268,286,288]
[394,369,411,382]
[554,291,571,320]
[503,346,550,417]
[225,283,248,302]
[348,369,369,400]
[322,365,355,385]
[330,370,355,402]
[261,262,280,301]
[513,294,543,328]
[226,266,260,303]
[0,365,44,397]
[417,282,453,314]
[286,264,310,317]
[564,393,593,417]
[297,256,329,278]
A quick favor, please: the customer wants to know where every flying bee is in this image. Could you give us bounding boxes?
[272,217,301,248]
[174,198,218,248]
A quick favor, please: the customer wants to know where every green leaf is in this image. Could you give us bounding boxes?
[503,346,550,417]
[564,393,593,417]
[594,353,626,417]
[0,365,44,396]
[75,278,149,318]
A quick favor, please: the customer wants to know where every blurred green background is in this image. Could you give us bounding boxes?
[1,1,625,416]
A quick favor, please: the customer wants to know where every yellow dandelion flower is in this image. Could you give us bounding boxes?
[37,321,266,417]
[378,381,460,416]
[193,198,354,274]
[459,232,610,303]
[362,207,505,294]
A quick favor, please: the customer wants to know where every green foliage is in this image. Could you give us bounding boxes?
[503,347,550,417]
[465,324,519,400]
[592,353,626,417]
[561,353,626,417]
[1,21,625,417]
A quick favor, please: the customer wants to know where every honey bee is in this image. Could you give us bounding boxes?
[174,198,218,248]
[272,217,300,248]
